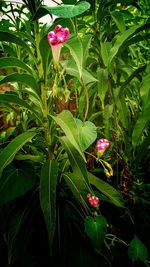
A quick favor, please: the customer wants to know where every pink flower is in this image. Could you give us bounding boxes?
[97,138,109,151]
[47,25,70,64]
[87,194,100,207]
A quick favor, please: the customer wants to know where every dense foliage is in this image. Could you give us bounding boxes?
[0,0,150,266]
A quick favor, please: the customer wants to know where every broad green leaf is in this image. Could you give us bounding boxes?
[63,172,90,212]
[0,130,36,175]
[82,34,92,67]
[0,93,43,123]
[84,215,107,249]
[116,95,129,129]
[33,2,90,20]
[140,73,150,108]
[0,163,36,205]
[0,57,33,75]
[0,73,39,95]
[75,119,97,151]
[51,110,85,161]
[111,10,126,33]
[101,42,111,67]
[97,68,108,110]
[88,172,124,207]
[132,69,150,147]
[39,35,51,78]
[65,36,83,78]
[128,236,148,262]
[0,31,36,62]
[132,105,150,147]
[40,160,58,255]
[60,136,90,185]
[65,59,97,84]
[122,22,150,47]
[109,25,142,64]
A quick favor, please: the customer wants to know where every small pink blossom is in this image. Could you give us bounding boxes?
[48,25,70,46]
[97,138,109,151]
[47,25,70,64]
[87,194,100,207]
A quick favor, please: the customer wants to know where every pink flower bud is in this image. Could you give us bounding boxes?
[47,25,70,64]
[97,138,109,151]
[87,194,100,207]
[47,25,70,46]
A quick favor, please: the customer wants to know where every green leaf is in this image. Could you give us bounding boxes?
[63,172,90,211]
[128,236,148,262]
[0,130,36,175]
[0,73,39,95]
[39,35,51,78]
[0,31,36,62]
[0,163,36,205]
[40,159,58,255]
[51,110,85,161]
[140,72,150,108]
[109,25,141,64]
[84,215,107,249]
[0,93,43,123]
[88,172,124,207]
[116,95,129,129]
[0,57,33,75]
[65,59,97,84]
[101,42,111,67]
[132,70,150,147]
[111,10,126,33]
[97,68,108,109]
[33,2,90,20]
[132,105,150,147]
[65,36,83,77]
[60,136,89,185]
[82,34,92,67]
[75,119,97,151]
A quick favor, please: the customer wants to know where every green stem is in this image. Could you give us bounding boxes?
[81,76,89,121]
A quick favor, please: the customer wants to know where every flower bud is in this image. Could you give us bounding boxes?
[87,194,100,207]
[47,25,70,64]
[97,139,109,151]
[96,138,109,158]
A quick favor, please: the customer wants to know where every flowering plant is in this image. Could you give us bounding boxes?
[0,0,149,266]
